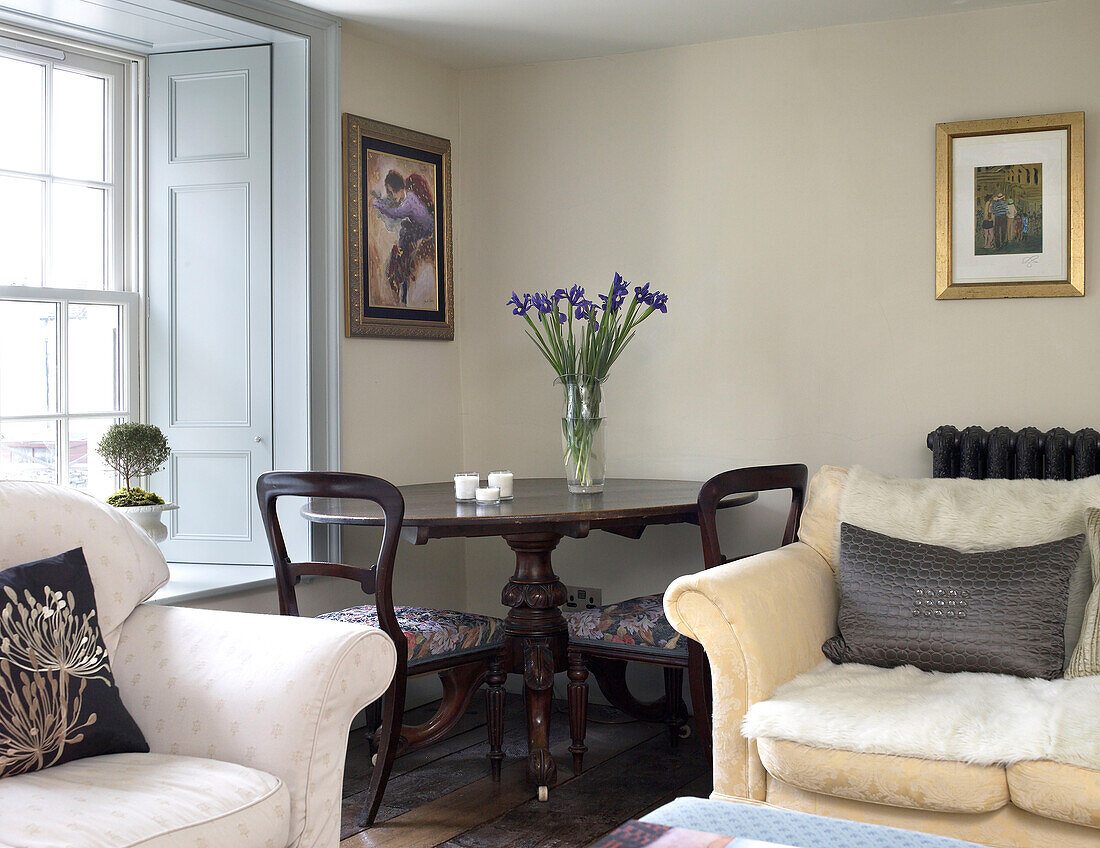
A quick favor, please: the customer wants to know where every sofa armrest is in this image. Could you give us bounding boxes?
[664,541,837,801]
[114,603,396,848]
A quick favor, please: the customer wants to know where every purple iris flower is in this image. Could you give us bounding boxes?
[568,285,586,306]
[650,292,668,313]
[574,298,595,320]
[600,275,629,312]
[507,291,531,316]
[634,282,652,304]
[531,292,555,316]
[553,288,569,302]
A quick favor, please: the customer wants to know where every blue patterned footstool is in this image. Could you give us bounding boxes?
[640,797,989,847]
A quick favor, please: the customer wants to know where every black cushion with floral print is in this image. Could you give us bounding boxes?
[0,547,148,778]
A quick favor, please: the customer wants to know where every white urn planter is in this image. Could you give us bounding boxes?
[117,503,179,544]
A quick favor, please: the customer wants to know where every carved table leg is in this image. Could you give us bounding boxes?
[500,532,568,800]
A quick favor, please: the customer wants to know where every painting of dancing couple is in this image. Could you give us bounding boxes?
[974,163,1042,255]
[343,113,454,339]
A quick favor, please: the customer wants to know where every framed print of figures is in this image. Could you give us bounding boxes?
[935,112,1084,299]
[343,114,454,338]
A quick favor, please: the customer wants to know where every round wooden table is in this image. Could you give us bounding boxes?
[302,477,756,799]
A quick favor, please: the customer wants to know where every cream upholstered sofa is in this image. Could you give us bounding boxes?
[663,466,1100,848]
[0,482,397,848]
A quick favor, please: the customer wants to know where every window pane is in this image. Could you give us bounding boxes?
[0,176,44,286]
[52,68,106,182]
[0,55,45,173]
[68,303,122,414]
[49,183,106,289]
[68,416,118,495]
[0,299,58,416]
[0,418,58,483]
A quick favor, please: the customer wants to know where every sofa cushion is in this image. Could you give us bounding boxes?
[0,482,170,656]
[797,465,848,569]
[823,523,1082,678]
[0,752,290,848]
[742,661,1100,770]
[837,466,1100,664]
[1,548,148,778]
[1006,760,1100,829]
[567,593,686,655]
[756,737,1009,813]
[1066,508,1100,678]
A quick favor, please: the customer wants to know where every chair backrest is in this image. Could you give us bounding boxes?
[697,464,809,570]
[256,471,405,650]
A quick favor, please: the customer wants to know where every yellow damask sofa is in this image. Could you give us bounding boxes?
[663,466,1100,848]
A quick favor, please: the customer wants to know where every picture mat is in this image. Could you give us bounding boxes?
[951,129,1067,284]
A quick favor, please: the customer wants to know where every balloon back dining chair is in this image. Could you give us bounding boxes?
[565,464,808,771]
[257,471,507,828]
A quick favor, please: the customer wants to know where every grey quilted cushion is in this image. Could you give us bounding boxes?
[823,522,1085,679]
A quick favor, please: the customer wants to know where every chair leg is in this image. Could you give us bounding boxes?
[364,697,383,756]
[663,666,684,747]
[688,640,712,756]
[486,651,506,781]
[567,650,589,775]
[359,671,407,829]
[397,661,486,752]
[585,656,666,722]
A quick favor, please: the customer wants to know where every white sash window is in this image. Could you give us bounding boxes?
[0,39,139,497]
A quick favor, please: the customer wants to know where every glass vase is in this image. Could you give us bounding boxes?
[556,374,606,494]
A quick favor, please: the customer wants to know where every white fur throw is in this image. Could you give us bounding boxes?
[743,661,1100,769]
[837,466,1100,661]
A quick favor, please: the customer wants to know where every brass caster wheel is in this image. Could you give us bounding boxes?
[677,724,692,739]
[537,785,549,802]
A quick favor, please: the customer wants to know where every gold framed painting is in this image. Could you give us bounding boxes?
[343,114,454,338]
[935,112,1084,299]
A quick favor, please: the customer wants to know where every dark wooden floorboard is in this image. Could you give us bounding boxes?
[341,696,706,848]
[342,697,570,838]
[343,697,491,791]
[441,727,709,848]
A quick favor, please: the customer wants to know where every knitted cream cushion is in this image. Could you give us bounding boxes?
[1066,509,1100,678]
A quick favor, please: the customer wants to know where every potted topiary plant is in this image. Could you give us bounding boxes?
[96,422,177,542]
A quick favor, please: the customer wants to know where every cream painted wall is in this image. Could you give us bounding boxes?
[338,30,467,620]
[455,0,1100,621]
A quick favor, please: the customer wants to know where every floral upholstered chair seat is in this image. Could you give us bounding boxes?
[318,605,505,663]
[566,593,685,656]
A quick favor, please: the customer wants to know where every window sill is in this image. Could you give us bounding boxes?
[150,563,276,605]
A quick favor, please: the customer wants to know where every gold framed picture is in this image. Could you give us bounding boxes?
[343,114,454,339]
[935,112,1084,299]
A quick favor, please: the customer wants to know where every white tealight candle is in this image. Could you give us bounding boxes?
[475,486,501,505]
[487,470,514,500]
[454,472,479,501]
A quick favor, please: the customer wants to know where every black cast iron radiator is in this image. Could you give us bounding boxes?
[927,426,1100,480]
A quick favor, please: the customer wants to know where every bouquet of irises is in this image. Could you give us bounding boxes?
[507,273,669,491]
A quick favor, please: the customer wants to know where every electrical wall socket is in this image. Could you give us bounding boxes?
[565,585,602,610]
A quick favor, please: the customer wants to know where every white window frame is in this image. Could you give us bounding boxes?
[0,35,143,488]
